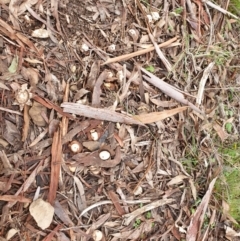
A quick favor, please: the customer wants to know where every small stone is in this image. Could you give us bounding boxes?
[29,199,54,230]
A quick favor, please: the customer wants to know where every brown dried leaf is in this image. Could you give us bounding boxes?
[171,225,181,241]
[73,176,87,210]
[5,159,44,211]
[16,31,39,53]
[0,81,10,90]
[73,88,90,103]
[167,175,189,186]
[29,101,47,127]
[86,60,100,89]
[50,0,62,34]
[90,213,111,230]
[0,181,7,191]
[0,150,13,170]
[62,120,90,144]
[125,126,137,152]
[33,95,74,119]
[82,141,101,151]
[29,128,49,148]
[9,0,21,30]
[24,58,43,64]
[21,67,39,88]
[48,120,60,137]
[213,123,228,142]
[133,107,188,124]
[108,190,125,216]
[92,70,109,107]
[186,177,217,241]
[54,200,74,226]
[225,226,240,240]
[18,0,38,16]
[145,170,154,188]
[3,120,21,148]
[45,73,60,102]
[189,178,197,201]
[0,58,8,74]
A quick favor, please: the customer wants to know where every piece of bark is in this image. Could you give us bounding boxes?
[22,105,30,141]
[61,102,144,126]
[48,128,62,205]
[108,190,126,216]
[0,195,31,203]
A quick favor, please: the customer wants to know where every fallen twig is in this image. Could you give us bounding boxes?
[203,0,239,19]
[48,128,62,205]
[140,68,204,115]
[102,36,179,65]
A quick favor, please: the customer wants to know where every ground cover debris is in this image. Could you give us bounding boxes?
[0,0,240,240]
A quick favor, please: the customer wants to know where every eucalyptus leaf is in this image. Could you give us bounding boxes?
[8,56,18,73]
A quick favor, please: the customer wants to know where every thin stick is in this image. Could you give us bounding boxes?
[62,79,70,136]
[102,36,178,65]
[141,68,204,115]
[0,107,22,115]
[204,0,239,20]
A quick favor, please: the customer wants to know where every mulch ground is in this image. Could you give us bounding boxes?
[0,0,240,240]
